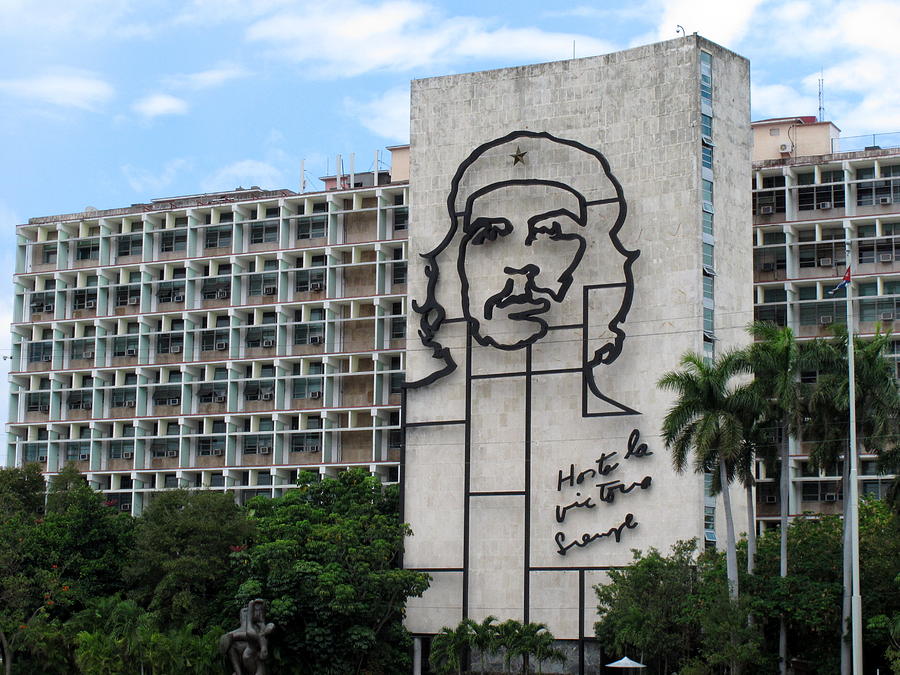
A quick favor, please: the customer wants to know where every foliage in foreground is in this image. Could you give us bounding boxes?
[595,499,900,674]
[0,466,427,675]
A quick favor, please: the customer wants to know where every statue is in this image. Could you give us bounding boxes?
[220,599,275,675]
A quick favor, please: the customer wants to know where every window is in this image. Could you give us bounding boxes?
[294,317,325,344]
[72,289,97,310]
[110,388,137,407]
[701,144,713,171]
[42,246,57,264]
[115,286,141,306]
[109,440,134,459]
[393,205,408,230]
[702,243,714,269]
[296,215,327,239]
[292,371,323,399]
[703,275,714,301]
[157,281,186,303]
[76,241,99,261]
[248,273,278,296]
[204,226,232,249]
[291,432,321,453]
[160,230,187,252]
[391,316,406,339]
[26,392,50,412]
[702,179,714,208]
[295,268,325,292]
[201,330,230,352]
[389,356,403,394]
[198,437,225,456]
[117,234,143,257]
[699,51,712,103]
[156,333,184,354]
[112,335,139,357]
[245,326,276,348]
[703,307,715,334]
[28,342,53,362]
[250,221,279,244]
[71,339,95,359]
[392,248,407,285]
[700,114,712,139]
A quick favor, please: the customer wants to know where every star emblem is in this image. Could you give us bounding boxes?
[510,146,527,165]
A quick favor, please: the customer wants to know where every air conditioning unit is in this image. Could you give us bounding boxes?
[166,450,178,458]
[39,405,50,412]
[125,348,137,356]
[309,391,322,400]
[122,451,134,459]
[759,205,775,215]
[120,503,131,511]
[879,196,892,205]
[38,455,47,462]
[310,282,323,291]
[82,402,92,410]
[263,286,276,295]
[880,312,895,321]
[259,446,271,455]
[215,341,227,351]
[68,402,81,410]
[779,142,793,153]
[128,297,139,305]
[818,201,832,210]
[760,262,775,272]
[40,354,51,362]
[310,335,323,345]
[125,400,136,408]
[765,495,777,504]
[212,448,224,456]
[173,295,184,302]
[43,304,54,313]
[879,253,894,262]
[168,398,180,406]
[246,394,259,401]
[262,339,274,347]
[85,300,96,309]
[820,315,834,325]
[159,295,172,304]
[216,290,229,299]
[214,395,226,403]
[83,350,94,359]
[79,453,89,461]
[818,257,833,267]
[824,493,837,502]
[261,392,273,400]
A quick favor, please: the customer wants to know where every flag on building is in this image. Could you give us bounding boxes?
[827,267,851,295]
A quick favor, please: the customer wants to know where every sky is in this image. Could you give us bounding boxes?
[0,0,899,439]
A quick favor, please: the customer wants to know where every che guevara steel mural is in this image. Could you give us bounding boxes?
[404,129,654,617]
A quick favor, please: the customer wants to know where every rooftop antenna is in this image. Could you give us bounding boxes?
[300,159,306,193]
[818,69,825,122]
[573,40,576,59]
[676,25,685,36]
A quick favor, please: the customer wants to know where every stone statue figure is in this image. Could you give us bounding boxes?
[220,599,275,675]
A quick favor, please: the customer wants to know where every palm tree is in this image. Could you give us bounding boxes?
[496,619,524,673]
[463,615,498,675]
[526,624,565,675]
[430,623,472,675]
[802,326,899,673]
[658,349,759,600]
[744,321,815,673]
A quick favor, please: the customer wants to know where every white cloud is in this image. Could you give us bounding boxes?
[201,160,284,192]
[164,65,250,90]
[121,158,190,195]
[347,87,410,142]
[751,83,818,121]
[0,70,114,111]
[656,0,765,46]
[245,1,616,77]
[0,203,19,450]
[0,0,152,41]
[132,94,189,118]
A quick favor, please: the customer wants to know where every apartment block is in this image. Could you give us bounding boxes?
[7,148,410,514]
[751,117,899,526]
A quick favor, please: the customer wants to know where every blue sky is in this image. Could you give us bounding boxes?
[0,0,899,436]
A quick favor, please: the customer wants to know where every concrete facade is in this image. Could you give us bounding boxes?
[402,35,752,670]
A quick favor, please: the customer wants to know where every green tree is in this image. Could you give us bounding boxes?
[744,321,816,673]
[0,466,132,675]
[802,326,899,672]
[238,470,429,674]
[595,541,699,672]
[430,623,472,675]
[0,464,45,518]
[659,350,760,599]
[496,619,523,674]
[123,489,253,629]
[462,615,498,675]
[513,623,562,675]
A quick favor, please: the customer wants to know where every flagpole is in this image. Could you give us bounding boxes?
[842,254,863,674]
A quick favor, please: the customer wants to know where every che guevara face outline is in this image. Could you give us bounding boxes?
[458,181,589,350]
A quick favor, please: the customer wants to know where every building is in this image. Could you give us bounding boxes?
[401,35,751,672]
[751,117,899,527]
[7,148,410,514]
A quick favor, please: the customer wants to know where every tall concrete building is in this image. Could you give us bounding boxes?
[751,117,899,527]
[401,35,751,672]
[7,149,410,514]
